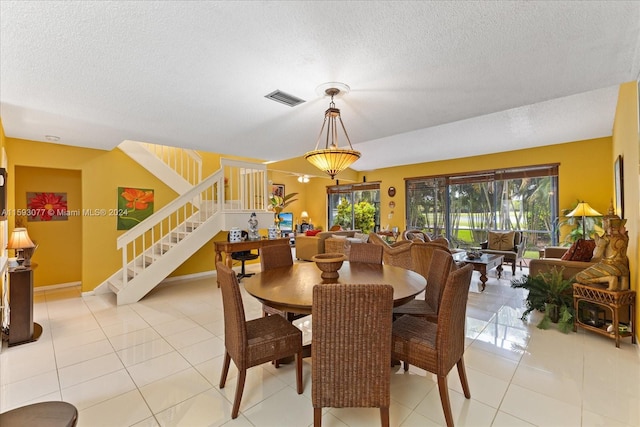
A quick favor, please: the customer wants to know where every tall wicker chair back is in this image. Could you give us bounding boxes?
[393,248,455,322]
[348,242,383,264]
[258,244,294,322]
[391,264,474,427]
[312,283,393,427]
[368,232,413,269]
[259,243,293,270]
[216,262,303,419]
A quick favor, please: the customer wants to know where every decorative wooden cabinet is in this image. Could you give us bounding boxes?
[8,267,42,346]
[573,282,636,348]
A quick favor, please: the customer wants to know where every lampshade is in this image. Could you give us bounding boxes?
[566,202,602,218]
[8,227,35,250]
[300,211,309,222]
[297,175,310,183]
[304,86,361,179]
[566,201,602,239]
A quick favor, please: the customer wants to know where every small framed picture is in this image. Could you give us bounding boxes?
[614,155,624,218]
[272,184,285,198]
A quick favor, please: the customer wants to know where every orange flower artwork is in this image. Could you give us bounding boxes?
[117,187,154,230]
[120,188,154,210]
[27,192,68,221]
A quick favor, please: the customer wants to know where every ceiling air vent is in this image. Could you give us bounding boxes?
[264,90,305,107]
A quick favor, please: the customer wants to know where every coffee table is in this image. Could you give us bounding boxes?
[453,252,504,291]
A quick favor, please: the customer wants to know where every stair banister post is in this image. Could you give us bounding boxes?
[122,245,128,286]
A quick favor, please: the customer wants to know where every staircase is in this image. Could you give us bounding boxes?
[95,141,274,305]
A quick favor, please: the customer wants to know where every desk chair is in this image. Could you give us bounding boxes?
[227,230,259,281]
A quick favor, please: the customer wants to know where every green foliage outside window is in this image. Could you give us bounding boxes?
[334,197,376,233]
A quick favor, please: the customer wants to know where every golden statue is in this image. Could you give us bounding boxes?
[576,203,629,290]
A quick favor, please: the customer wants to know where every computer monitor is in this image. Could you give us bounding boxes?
[278,212,294,232]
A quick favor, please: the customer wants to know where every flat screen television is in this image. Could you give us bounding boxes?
[278,212,294,232]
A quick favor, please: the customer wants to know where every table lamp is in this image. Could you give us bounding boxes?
[566,201,602,239]
[8,227,35,269]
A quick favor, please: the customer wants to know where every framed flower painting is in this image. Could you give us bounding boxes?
[117,187,154,230]
[27,192,68,221]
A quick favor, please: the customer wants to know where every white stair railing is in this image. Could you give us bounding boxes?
[115,158,268,288]
[140,142,202,185]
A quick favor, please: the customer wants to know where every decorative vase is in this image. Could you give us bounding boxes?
[311,253,347,280]
[268,225,279,240]
[229,227,243,243]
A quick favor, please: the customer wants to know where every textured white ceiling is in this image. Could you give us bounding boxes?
[1,1,639,172]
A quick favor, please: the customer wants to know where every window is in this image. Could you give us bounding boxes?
[327,182,380,233]
[406,165,559,252]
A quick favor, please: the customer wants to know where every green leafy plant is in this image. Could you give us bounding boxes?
[334,197,376,233]
[269,192,298,215]
[511,267,575,332]
[556,200,602,244]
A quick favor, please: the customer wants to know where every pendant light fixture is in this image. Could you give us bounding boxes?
[304,85,360,179]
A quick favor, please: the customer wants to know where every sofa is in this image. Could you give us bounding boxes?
[528,245,597,280]
[295,230,361,261]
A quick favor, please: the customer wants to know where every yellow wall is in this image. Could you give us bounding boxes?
[276,137,613,235]
[5,139,179,290]
[612,80,639,336]
[14,166,82,285]
[362,137,613,233]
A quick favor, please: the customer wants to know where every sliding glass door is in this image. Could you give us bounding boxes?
[406,165,559,253]
[328,183,380,233]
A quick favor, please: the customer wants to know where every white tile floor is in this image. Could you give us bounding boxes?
[1,260,639,426]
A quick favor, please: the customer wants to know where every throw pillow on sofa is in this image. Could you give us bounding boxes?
[560,238,596,262]
[487,231,515,251]
[306,229,321,236]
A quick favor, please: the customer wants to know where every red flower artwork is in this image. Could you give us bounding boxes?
[120,188,154,211]
[28,192,68,221]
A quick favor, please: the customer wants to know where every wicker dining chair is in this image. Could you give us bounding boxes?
[368,232,413,269]
[391,264,474,427]
[348,242,383,264]
[259,244,294,319]
[216,262,303,419]
[393,247,455,323]
[312,283,393,427]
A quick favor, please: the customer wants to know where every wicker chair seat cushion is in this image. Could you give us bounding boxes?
[392,299,437,320]
[392,315,438,366]
[245,315,302,366]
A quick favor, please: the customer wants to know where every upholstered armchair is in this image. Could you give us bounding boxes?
[368,232,413,269]
[480,230,527,274]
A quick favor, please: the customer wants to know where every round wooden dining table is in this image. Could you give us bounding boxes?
[243,261,426,315]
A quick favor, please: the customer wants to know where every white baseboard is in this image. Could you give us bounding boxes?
[34,281,82,292]
[161,270,216,283]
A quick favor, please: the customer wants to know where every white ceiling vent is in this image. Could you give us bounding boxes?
[264,90,305,107]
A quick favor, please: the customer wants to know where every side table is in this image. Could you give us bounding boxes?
[7,267,42,346]
[572,282,635,348]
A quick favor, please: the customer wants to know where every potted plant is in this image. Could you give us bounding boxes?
[511,267,575,333]
[268,192,298,229]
